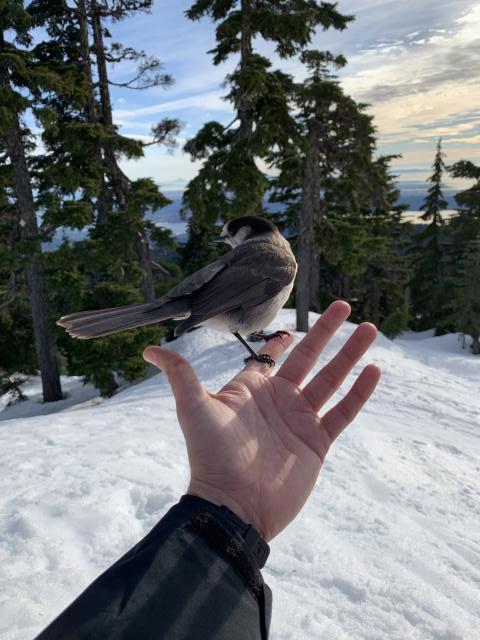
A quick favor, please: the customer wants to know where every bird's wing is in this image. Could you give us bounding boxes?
[162,253,232,300]
[174,242,295,334]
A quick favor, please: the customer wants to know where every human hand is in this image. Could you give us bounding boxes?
[143,301,381,542]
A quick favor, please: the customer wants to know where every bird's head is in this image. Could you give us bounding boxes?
[214,215,278,248]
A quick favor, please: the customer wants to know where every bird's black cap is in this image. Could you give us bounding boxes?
[226,215,277,237]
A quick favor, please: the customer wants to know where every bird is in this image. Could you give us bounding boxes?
[57,215,297,367]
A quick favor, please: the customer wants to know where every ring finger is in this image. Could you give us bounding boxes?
[242,330,295,376]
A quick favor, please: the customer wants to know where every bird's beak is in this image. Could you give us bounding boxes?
[212,236,227,244]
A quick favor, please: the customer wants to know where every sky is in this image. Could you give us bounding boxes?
[110,0,480,190]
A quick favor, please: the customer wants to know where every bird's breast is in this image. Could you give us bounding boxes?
[226,281,294,335]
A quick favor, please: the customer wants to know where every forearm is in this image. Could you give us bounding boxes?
[35,495,272,640]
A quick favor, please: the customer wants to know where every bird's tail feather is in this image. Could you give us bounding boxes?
[57,299,189,339]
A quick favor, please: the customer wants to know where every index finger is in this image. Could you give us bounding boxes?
[276,300,351,386]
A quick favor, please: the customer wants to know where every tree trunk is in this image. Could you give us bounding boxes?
[90,2,113,130]
[90,1,155,301]
[369,270,381,327]
[78,0,115,230]
[25,258,63,401]
[296,120,321,332]
[90,0,128,212]
[77,0,98,123]
[134,229,156,301]
[340,273,351,301]
[295,227,311,332]
[309,243,321,312]
[103,371,119,397]
[471,335,480,355]
[238,0,254,140]
[0,35,62,402]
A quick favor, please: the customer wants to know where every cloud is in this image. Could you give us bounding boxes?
[108,0,480,183]
[354,38,480,103]
[113,90,231,121]
[445,134,480,145]
[119,144,201,184]
[339,4,480,148]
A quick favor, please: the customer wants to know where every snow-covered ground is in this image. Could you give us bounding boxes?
[0,309,479,640]
[0,376,100,420]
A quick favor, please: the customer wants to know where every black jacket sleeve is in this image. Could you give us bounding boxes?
[34,495,272,640]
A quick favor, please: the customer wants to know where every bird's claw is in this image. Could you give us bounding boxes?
[250,330,290,343]
[244,353,276,368]
[263,330,291,342]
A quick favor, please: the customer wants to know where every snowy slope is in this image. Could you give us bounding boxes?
[0,309,479,640]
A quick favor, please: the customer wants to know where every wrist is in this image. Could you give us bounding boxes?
[179,493,271,569]
[186,483,267,540]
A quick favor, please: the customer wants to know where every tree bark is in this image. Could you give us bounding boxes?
[90,0,128,214]
[296,120,321,332]
[471,334,480,355]
[90,0,155,301]
[309,246,321,312]
[238,0,254,140]
[341,273,351,301]
[103,370,119,396]
[77,0,98,123]
[134,229,156,300]
[90,1,113,130]
[0,34,62,402]
[369,276,381,327]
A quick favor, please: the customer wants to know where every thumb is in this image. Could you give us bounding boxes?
[143,346,205,406]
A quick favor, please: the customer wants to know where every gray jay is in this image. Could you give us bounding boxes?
[57,216,297,367]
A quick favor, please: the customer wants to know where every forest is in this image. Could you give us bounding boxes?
[1,0,479,405]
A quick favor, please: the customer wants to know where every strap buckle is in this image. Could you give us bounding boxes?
[243,525,270,568]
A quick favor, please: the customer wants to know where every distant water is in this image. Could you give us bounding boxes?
[153,184,459,223]
[395,181,457,211]
[43,184,458,252]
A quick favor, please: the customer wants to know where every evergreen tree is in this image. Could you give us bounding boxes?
[450,236,480,354]
[448,160,480,241]
[27,0,181,396]
[269,51,410,333]
[182,0,352,274]
[421,139,448,230]
[0,1,62,402]
[354,156,410,336]
[0,160,38,404]
[410,139,448,330]
[85,0,181,302]
[270,50,380,330]
[442,159,480,347]
[84,0,180,392]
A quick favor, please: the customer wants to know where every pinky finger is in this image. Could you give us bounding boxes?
[321,364,381,444]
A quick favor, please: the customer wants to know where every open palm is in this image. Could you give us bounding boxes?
[143,301,381,542]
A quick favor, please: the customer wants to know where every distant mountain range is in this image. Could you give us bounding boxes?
[393,180,457,212]
[154,181,458,223]
[43,181,459,251]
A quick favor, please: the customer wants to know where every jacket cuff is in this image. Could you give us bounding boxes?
[170,495,268,597]
[180,494,270,567]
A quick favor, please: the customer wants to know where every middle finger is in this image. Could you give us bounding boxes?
[276,300,351,386]
[302,322,378,412]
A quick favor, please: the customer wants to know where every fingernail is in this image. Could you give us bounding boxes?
[142,347,155,364]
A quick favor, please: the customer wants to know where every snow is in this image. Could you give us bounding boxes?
[1,309,479,640]
[0,377,100,420]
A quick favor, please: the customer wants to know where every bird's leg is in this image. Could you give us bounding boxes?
[249,330,291,343]
[233,332,275,368]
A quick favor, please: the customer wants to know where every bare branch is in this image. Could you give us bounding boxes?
[0,293,19,313]
[143,118,183,152]
[151,261,170,276]
[223,116,238,132]
[106,43,173,91]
